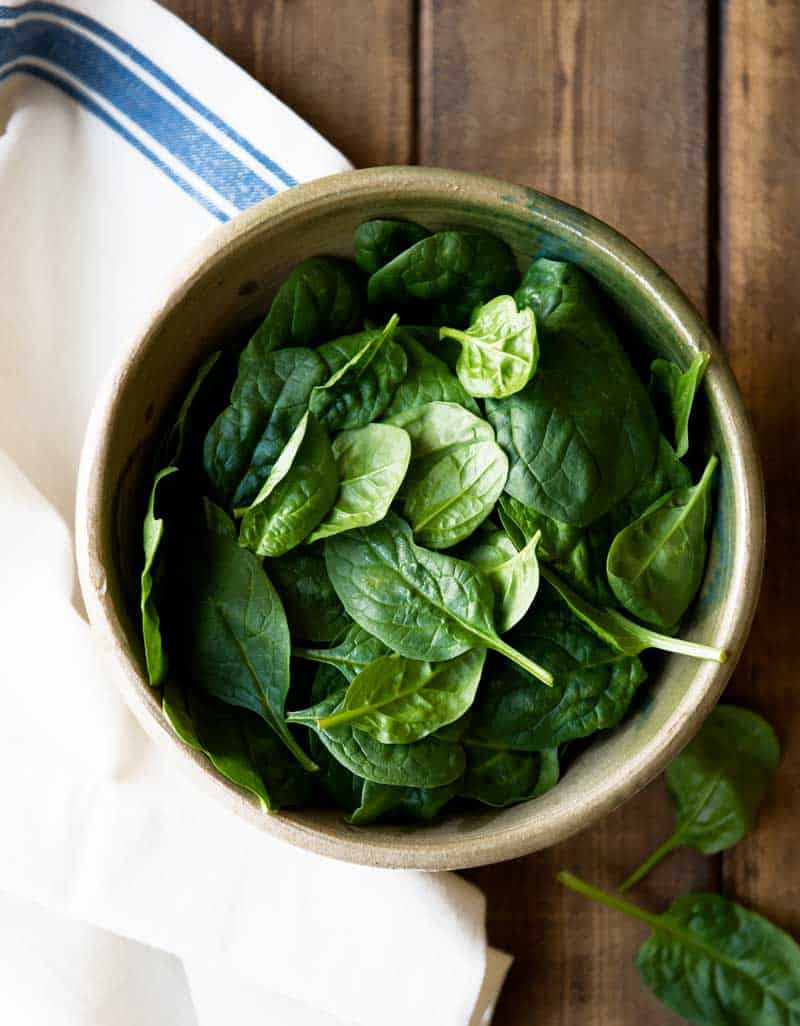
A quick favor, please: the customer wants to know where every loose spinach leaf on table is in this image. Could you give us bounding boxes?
[266,546,350,643]
[467,579,646,751]
[324,512,554,685]
[353,219,431,276]
[311,649,486,743]
[462,527,541,633]
[162,679,312,810]
[288,688,466,788]
[541,564,727,663]
[559,872,800,1026]
[649,351,710,458]
[310,315,407,431]
[620,704,780,891]
[240,256,364,364]
[204,347,327,507]
[293,624,391,683]
[460,745,559,808]
[488,258,659,526]
[439,295,538,398]
[306,422,411,543]
[169,500,316,771]
[607,454,718,630]
[382,327,480,417]
[387,401,508,549]
[367,230,519,327]
[238,411,338,557]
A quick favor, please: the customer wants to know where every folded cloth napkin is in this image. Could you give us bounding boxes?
[0,2,513,1024]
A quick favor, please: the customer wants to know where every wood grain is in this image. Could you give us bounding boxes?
[419,2,711,1023]
[161,0,415,167]
[720,0,800,938]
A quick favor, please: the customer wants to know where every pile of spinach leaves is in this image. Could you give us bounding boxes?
[139,218,724,824]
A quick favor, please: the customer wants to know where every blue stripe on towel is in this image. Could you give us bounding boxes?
[0,60,230,222]
[0,1,297,189]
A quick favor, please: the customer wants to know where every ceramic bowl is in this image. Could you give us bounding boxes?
[76,167,764,870]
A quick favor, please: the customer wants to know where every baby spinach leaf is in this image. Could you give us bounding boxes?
[238,412,338,557]
[324,512,554,685]
[467,579,646,751]
[347,778,460,825]
[649,351,710,458]
[141,466,178,686]
[460,745,559,808]
[463,527,540,632]
[541,565,727,663]
[266,546,350,643]
[607,455,718,630]
[306,422,411,543]
[170,501,316,771]
[439,295,538,398]
[387,401,508,549]
[605,434,693,535]
[204,347,327,507]
[620,705,780,891]
[163,680,312,810]
[367,230,519,327]
[559,872,800,1026]
[310,315,407,431]
[155,351,228,473]
[490,259,659,526]
[382,327,480,417]
[288,690,466,788]
[353,219,430,276]
[293,624,391,682]
[314,649,486,743]
[241,256,364,364]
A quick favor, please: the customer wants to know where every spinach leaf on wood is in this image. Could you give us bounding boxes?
[293,625,391,683]
[468,579,646,751]
[387,401,508,549]
[314,649,486,743]
[266,546,350,643]
[541,565,727,664]
[649,351,710,458]
[238,412,338,557]
[204,347,327,507]
[162,680,312,810]
[559,873,800,1026]
[463,527,540,633]
[620,704,780,891]
[306,423,411,543]
[353,219,430,276]
[367,230,519,327]
[490,258,659,526]
[439,295,538,398]
[324,512,554,686]
[170,501,315,770]
[288,690,466,788]
[460,745,559,808]
[240,256,364,363]
[310,316,407,431]
[382,327,480,417]
[607,455,718,630]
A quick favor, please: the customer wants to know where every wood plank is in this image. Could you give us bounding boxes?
[420,3,712,1023]
[720,0,800,938]
[160,0,415,167]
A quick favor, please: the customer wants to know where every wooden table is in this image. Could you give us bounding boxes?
[164,3,800,1022]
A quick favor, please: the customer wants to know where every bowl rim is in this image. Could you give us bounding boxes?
[76,166,765,870]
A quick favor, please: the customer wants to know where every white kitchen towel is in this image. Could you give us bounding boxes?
[0,2,512,1026]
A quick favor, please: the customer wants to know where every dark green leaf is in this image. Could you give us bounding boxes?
[324,513,553,685]
[141,466,178,686]
[347,778,460,825]
[353,219,431,276]
[460,746,559,808]
[649,352,710,458]
[621,705,780,891]
[490,258,659,526]
[293,624,391,682]
[382,327,480,417]
[266,546,351,643]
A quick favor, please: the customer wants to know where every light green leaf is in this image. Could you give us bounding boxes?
[464,527,540,632]
[649,352,710,458]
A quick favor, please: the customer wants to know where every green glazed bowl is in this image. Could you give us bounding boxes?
[76,167,764,870]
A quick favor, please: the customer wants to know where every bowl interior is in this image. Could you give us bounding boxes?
[78,168,763,870]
